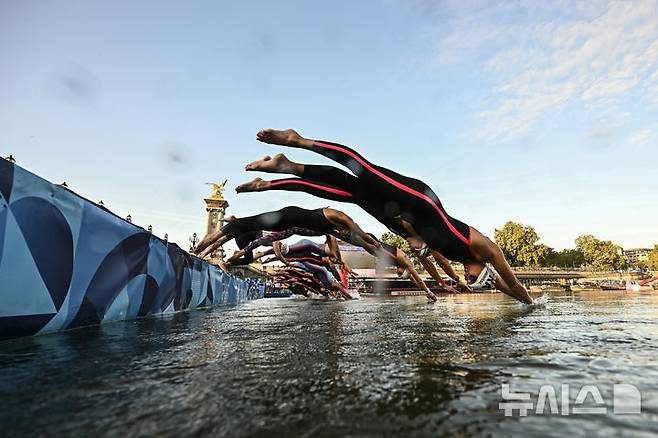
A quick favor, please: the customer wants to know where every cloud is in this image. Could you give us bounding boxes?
[626,125,657,146]
[429,0,658,141]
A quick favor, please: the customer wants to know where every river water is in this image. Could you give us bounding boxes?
[1,290,657,437]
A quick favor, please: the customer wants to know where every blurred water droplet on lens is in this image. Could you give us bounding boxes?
[156,142,193,173]
[56,64,98,103]
[262,212,281,226]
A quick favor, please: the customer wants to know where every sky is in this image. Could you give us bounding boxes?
[1,0,657,252]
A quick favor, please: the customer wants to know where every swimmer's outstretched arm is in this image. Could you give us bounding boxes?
[418,256,448,287]
[404,232,458,290]
[469,228,533,304]
[322,208,380,253]
[225,249,247,266]
[196,230,237,260]
[326,235,342,263]
[430,250,472,292]
[395,250,437,302]
[324,259,341,281]
[195,229,223,254]
[197,233,233,259]
[272,241,290,265]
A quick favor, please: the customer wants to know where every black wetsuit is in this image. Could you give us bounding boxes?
[221,206,335,240]
[230,231,263,266]
[266,140,473,262]
[260,239,328,265]
[240,228,322,257]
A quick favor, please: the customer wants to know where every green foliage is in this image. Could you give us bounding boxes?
[494,221,550,267]
[575,235,626,270]
[648,245,658,270]
[545,248,585,268]
[380,232,420,268]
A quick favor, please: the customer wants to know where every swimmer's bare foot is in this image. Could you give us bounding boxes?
[245,153,297,174]
[256,128,310,148]
[236,177,271,193]
[217,260,229,271]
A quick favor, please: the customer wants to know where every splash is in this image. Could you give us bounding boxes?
[528,293,549,307]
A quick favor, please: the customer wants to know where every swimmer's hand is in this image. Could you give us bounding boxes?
[456,281,473,293]
[426,291,437,303]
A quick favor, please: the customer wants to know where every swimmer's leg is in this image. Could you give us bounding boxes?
[245,153,304,175]
[237,176,356,203]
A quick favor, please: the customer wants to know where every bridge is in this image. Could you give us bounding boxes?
[509,268,648,289]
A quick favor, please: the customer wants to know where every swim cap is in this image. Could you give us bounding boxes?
[415,244,430,258]
[468,265,498,290]
[280,243,289,255]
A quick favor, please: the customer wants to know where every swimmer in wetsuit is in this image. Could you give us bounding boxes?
[194,206,379,261]
[254,236,341,265]
[369,235,455,298]
[245,232,440,301]
[236,128,532,304]
[227,230,264,266]
[289,259,354,299]
[224,227,330,267]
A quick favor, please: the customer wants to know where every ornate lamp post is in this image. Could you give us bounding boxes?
[189,232,199,252]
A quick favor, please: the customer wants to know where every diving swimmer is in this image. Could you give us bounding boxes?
[236,128,532,304]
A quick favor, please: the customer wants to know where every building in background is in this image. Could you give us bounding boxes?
[624,248,652,266]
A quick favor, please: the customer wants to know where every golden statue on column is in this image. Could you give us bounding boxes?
[204,180,229,262]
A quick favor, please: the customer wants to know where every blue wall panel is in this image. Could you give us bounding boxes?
[0,159,263,340]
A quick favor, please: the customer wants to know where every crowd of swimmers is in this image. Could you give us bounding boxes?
[195,128,534,304]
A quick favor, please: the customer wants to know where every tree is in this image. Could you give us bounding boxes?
[575,235,626,270]
[546,248,585,268]
[494,221,550,267]
[648,245,658,271]
[380,232,420,268]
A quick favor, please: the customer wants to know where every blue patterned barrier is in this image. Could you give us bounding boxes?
[0,158,263,340]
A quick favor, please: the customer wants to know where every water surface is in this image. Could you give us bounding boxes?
[1,291,657,437]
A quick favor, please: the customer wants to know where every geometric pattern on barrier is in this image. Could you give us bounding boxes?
[0,158,263,340]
